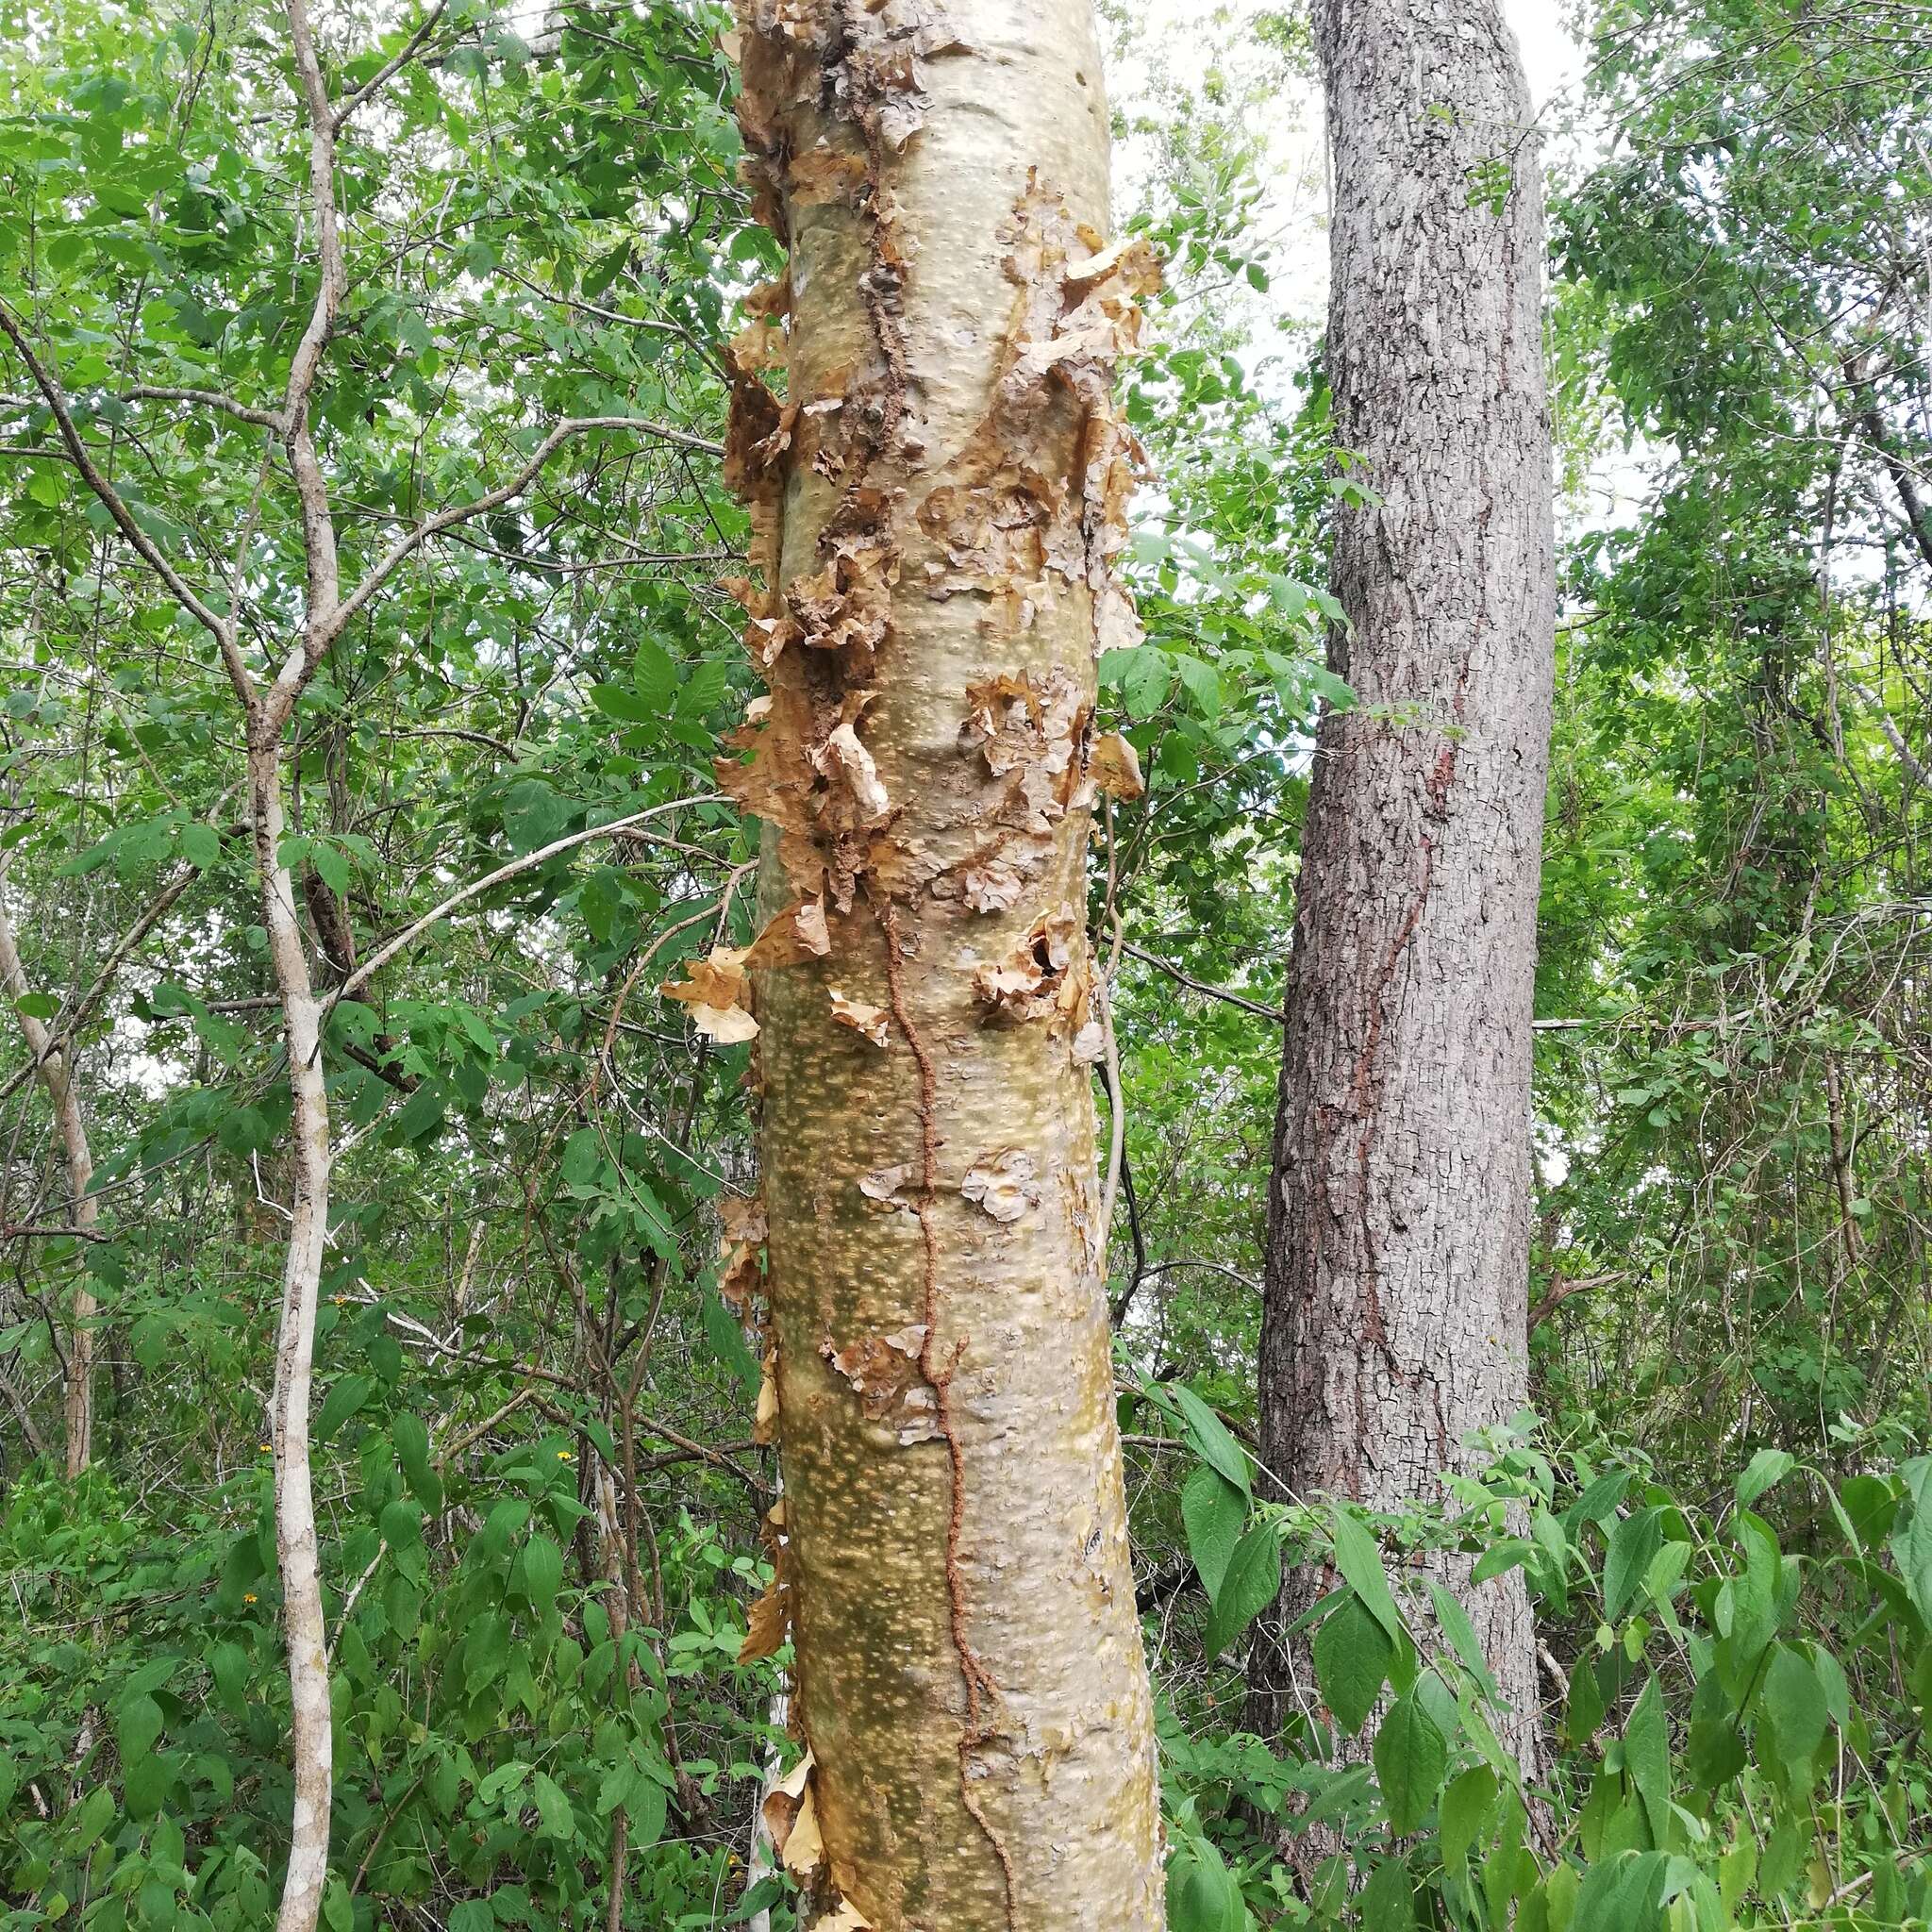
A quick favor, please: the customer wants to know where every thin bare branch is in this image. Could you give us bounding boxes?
[330,793,725,1009]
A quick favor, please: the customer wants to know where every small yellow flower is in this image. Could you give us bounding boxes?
[258,1443,272,1454]
[556,1450,574,1462]
[243,1593,258,1605]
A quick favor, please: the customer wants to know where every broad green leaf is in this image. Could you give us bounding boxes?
[1573,1850,1668,1932]
[1428,1580,1501,1704]
[1566,1650,1605,1747]
[1312,1591,1392,1736]
[1758,1643,1828,1777]
[314,1374,375,1444]
[1205,1523,1281,1660]
[178,823,222,869]
[1181,1465,1245,1600]
[1330,1507,1404,1641]
[522,1534,565,1612]
[1373,1685,1447,1836]
[1171,1384,1250,1498]
[1892,1457,1932,1624]
[1734,1448,1795,1510]
[1623,1674,1671,1842]
[1603,1507,1664,1620]
[531,1769,574,1838]
[1166,1840,1246,1932]
[117,1693,163,1761]
[1359,1857,1415,1932]
[1440,1764,1498,1869]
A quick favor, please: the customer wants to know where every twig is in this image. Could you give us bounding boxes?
[328,794,724,1011]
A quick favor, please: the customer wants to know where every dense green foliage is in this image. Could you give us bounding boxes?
[1,0,1927,1927]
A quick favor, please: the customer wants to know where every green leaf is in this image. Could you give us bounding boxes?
[1373,1685,1447,1836]
[314,1374,375,1444]
[1359,1857,1415,1932]
[13,990,58,1020]
[1573,1851,1669,1932]
[531,1769,574,1839]
[591,683,657,725]
[1892,1457,1932,1624]
[1205,1523,1281,1660]
[70,1784,116,1851]
[1428,1580,1501,1704]
[26,466,69,508]
[1312,1591,1393,1736]
[1172,1385,1249,1498]
[125,1747,172,1820]
[724,1879,785,1925]
[1440,1764,1498,1869]
[448,1905,495,1932]
[1330,1507,1404,1641]
[1759,1644,1828,1777]
[1166,1840,1246,1932]
[178,823,222,870]
[632,639,679,709]
[323,1876,353,1932]
[309,841,350,895]
[1734,1448,1796,1510]
[1566,1650,1606,1747]
[703,1291,760,1396]
[393,1411,437,1502]
[522,1534,565,1612]
[1181,1465,1245,1600]
[1623,1674,1672,1842]
[207,1641,249,1717]
[117,1693,163,1761]
[1603,1507,1665,1620]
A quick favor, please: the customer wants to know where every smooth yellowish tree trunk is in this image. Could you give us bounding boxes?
[706,4,1166,1925]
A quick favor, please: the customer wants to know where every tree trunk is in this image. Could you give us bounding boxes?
[717,3,1164,1925]
[1248,0,1556,1775]
[0,869,98,1478]
[249,739,336,1932]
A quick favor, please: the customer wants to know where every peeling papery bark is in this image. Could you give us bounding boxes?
[711,3,1164,1925]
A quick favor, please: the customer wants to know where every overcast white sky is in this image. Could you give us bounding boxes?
[1505,0,1585,114]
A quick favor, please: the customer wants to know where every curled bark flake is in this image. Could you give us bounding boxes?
[1090,730,1144,801]
[970,908,1091,1037]
[820,1324,941,1443]
[960,1148,1041,1224]
[754,1347,781,1445]
[729,316,790,377]
[740,1492,794,1663]
[739,1571,792,1663]
[811,709,891,826]
[720,1219,765,1315]
[661,945,758,1042]
[828,988,891,1047]
[858,1160,915,1207]
[787,534,897,678]
[763,1750,824,1881]
[747,896,833,969]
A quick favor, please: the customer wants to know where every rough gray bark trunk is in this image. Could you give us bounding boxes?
[1249,0,1556,1776]
[709,3,1166,1925]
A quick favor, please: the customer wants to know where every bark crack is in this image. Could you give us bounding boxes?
[872,891,1020,1930]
